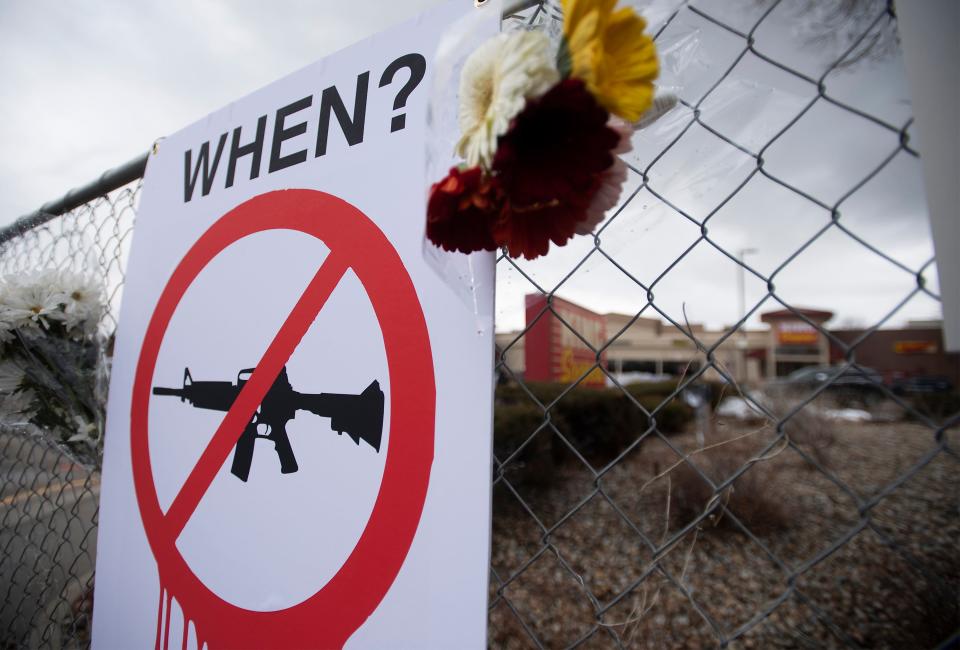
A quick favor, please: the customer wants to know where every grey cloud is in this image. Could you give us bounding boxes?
[0,0,943,334]
[0,0,445,221]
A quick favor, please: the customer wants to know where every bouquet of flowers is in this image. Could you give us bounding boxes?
[427,0,659,260]
[0,269,109,464]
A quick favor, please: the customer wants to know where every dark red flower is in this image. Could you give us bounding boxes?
[492,201,586,260]
[426,166,502,254]
[491,79,619,259]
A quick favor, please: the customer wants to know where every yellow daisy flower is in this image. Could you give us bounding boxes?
[561,0,659,122]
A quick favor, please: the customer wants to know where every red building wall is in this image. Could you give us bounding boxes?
[524,294,607,387]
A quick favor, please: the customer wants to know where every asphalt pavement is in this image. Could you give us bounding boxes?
[0,432,99,648]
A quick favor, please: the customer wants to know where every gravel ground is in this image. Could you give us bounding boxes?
[488,410,959,649]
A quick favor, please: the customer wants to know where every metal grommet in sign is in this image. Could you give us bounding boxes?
[474,0,488,6]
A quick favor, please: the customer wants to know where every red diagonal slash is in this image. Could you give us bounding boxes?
[163,250,349,539]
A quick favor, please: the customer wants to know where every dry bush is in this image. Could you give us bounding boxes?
[780,405,835,467]
[762,388,837,467]
[668,447,791,536]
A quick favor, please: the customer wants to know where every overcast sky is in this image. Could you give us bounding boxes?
[0,0,445,220]
[0,0,944,333]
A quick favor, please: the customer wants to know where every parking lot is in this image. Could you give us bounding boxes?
[0,433,99,648]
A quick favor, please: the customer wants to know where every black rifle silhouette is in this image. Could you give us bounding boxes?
[153,366,383,482]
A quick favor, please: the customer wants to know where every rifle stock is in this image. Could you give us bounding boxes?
[297,380,384,452]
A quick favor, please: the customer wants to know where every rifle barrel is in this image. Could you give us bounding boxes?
[152,387,183,397]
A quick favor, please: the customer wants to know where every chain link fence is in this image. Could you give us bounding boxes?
[1,0,958,648]
[0,184,139,648]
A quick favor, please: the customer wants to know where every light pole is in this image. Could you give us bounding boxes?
[737,248,757,383]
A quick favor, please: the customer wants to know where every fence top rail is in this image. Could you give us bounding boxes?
[0,151,149,246]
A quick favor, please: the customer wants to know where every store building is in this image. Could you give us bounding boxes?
[760,308,833,378]
[521,294,607,387]
[495,294,957,387]
[830,322,959,386]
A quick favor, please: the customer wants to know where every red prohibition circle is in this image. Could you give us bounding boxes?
[130,190,436,649]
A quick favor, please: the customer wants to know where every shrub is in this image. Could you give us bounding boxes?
[495,380,565,407]
[906,391,960,423]
[668,449,790,535]
[779,404,835,468]
[493,402,556,487]
[624,380,682,398]
[494,382,695,471]
[628,391,694,434]
[550,388,644,461]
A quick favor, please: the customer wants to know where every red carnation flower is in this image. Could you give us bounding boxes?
[491,79,619,259]
[426,166,502,255]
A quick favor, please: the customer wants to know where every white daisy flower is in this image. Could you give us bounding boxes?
[58,271,104,335]
[67,414,100,445]
[1,270,67,329]
[0,306,15,343]
[0,359,24,392]
[0,389,37,426]
[456,31,559,169]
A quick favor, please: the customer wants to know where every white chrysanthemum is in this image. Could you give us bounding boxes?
[67,414,100,444]
[1,270,67,329]
[0,360,24,393]
[456,31,559,168]
[59,271,104,335]
[0,306,15,343]
[0,389,37,426]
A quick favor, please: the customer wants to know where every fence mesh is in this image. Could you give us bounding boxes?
[1,1,958,648]
[0,185,138,648]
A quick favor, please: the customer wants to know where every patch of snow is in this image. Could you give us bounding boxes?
[822,408,872,423]
[716,396,766,420]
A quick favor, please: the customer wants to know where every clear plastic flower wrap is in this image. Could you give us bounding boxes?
[422,0,769,321]
[0,269,109,466]
[422,0,503,326]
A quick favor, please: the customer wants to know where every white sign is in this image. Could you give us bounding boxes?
[92,3,499,648]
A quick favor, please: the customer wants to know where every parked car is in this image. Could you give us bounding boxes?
[891,375,954,395]
[773,365,886,404]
